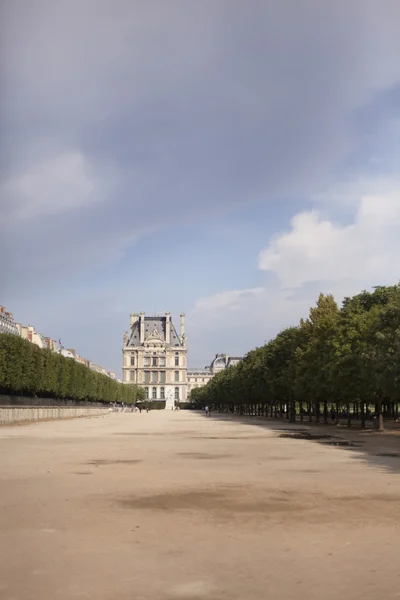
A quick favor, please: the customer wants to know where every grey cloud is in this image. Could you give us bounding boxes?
[1,0,400,288]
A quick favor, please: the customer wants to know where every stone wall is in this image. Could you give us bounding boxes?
[0,404,109,425]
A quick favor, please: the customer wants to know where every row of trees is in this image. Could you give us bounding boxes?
[0,334,145,404]
[191,285,400,430]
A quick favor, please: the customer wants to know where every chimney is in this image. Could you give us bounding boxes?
[130,313,139,327]
[139,312,145,343]
[180,313,185,339]
[165,312,171,344]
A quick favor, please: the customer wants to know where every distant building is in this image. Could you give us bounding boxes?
[66,348,90,368]
[0,306,19,336]
[187,353,243,397]
[90,363,109,376]
[122,312,187,408]
[16,324,44,348]
[210,353,242,373]
[43,337,58,352]
[187,367,213,395]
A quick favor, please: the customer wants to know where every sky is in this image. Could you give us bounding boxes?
[1,0,400,376]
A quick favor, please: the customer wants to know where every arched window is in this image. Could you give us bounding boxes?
[174,387,179,400]
[145,387,149,399]
[175,352,179,366]
[152,387,157,399]
[160,387,165,399]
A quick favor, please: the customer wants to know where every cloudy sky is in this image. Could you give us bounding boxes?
[1,0,400,375]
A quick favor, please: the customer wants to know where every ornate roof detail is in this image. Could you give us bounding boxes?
[126,315,184,348]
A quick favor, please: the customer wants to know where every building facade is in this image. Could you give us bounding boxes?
[187,354,243,398]
[186,367,213,395]
[16,324,45,347]
[0,306,19,336]
[122,312,187,407]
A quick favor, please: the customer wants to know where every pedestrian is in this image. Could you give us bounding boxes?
[205,405,209,416]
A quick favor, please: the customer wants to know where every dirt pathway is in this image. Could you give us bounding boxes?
[0,411,399,599]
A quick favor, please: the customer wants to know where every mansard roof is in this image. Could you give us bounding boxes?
[127,316,182,348]
[210,354,243,370]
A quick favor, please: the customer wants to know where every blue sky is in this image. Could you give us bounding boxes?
[1,1,400,375]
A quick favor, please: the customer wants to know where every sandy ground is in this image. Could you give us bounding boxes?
[0,411,399,600]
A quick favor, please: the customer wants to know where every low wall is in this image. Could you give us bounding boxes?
[0,405,109,425]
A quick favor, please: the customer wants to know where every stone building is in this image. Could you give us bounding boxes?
[210,353,242,373]
[16,323,45,347]
[186,367,213,396]
[122,312,187,408]
[187,354,243,397]
[0,306,19,336]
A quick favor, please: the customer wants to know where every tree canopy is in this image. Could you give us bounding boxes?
[0,334,142,404]
[190,285,400,430]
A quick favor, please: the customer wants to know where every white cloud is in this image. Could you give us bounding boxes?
[195,287,264,312]
[190,187,400,364]
[259,191,400,288]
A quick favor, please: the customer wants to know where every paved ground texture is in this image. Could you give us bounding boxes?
[1,411,399,600]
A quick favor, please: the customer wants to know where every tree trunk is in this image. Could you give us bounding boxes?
[299,399,304,422]
[376,398,384,431]
[308,401,312,423]
[289,399,295,423]
[315,399,320,424]
[346,401,351,427]
[360,401,365,429]
[323,400,328,424]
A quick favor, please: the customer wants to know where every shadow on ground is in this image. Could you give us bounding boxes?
[197,412,400,474]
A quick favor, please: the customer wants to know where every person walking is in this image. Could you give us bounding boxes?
[205,405,209,416]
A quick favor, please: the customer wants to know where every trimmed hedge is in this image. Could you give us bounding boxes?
[0,334,142,404]
[137,400,166,410]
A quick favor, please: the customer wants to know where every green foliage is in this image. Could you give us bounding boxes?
[137,400,166,410]
[192,284,400,427]
[0,334,139,404]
